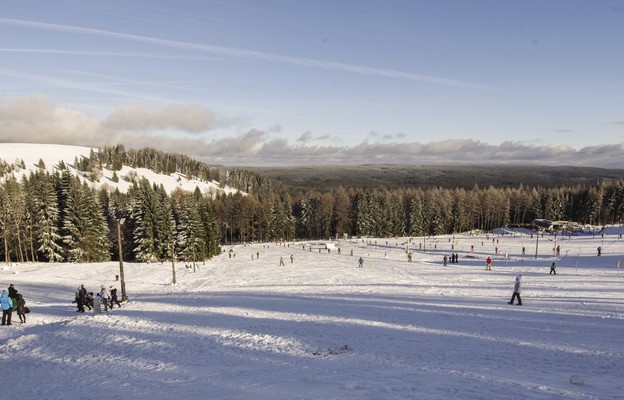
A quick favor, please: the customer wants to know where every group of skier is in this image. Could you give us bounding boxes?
[443,253,459,265]
[1,284,28,325]
[74,284,122,313]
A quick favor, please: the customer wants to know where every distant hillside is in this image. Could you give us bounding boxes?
[247,164,624,191]
[0,143,239,197]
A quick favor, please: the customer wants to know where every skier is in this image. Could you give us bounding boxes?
[358,257,364,268]
[279,257,285,266]
[486,257,492,271]
[549,262,557,275]
[443,255,448,266]
[508,274,522,305]
[290,254,294,263]
[597,246,602,256]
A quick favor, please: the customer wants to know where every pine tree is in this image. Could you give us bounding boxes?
[450,193,466,233]
[131,178,160,262]
[176,195,205,264]
[81,183,111,261]
[1,176,27,262]
[28,171,63,262]
[197,197,219,258]
[154,184,176,262]
[409,194,427,236]
[332,186,352,238]
[62,177,110,262]
[354,190,375,237]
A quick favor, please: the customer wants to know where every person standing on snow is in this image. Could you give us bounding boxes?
[86,292,94,310]
[358,257,364,268]
[79,284,89,311]
[8,284,18,300]
[15,294,27,324]
[549,262,557,275]
[98,286,111,311]
[109,286,122,308]
[1,290,14,325]
[508,275,523,306]
[486,257,492,271]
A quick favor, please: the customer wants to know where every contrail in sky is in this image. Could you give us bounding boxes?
[0,17,483,88]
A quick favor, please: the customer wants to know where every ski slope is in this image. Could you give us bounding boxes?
[0,228,622,399]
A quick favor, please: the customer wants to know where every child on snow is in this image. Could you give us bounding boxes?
[109,286,122,308]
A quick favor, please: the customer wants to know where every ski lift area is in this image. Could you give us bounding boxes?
[308,242,338,250]
[531,219,582,232]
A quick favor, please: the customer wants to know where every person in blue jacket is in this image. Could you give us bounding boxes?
[1,290,14,326]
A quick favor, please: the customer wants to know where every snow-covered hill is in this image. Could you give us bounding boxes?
[0,143,239,196]
[0,229,622,399]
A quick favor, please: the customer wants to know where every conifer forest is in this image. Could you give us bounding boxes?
[1,145,623,264]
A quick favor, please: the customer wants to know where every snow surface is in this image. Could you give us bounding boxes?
[0,143,238,196]
[1,228,623,399]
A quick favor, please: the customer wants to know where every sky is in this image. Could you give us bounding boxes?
[2,227,623,399]
[1,0,624,167]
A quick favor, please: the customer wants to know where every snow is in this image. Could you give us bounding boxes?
[0,143,239,196]
[1,228,623,399]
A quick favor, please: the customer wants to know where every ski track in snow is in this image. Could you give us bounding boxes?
[1,230,623,399]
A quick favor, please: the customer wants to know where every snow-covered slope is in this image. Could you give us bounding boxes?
[0,143,239,196]
[0,229,622,399]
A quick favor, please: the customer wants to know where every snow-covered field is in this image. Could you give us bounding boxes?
[1,228,623,400]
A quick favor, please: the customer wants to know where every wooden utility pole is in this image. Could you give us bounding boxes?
[117,218,127,300]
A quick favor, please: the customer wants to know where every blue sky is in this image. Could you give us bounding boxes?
[1,0,623,166]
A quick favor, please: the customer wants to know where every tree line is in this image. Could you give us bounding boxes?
[0,165,220,264]
[1,145,623,263]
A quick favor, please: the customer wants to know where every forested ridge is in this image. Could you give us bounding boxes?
[1,145,623,264]
[248,164,624,191]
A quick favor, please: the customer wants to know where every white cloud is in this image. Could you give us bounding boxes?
[1,95,623,168]
[103,103,221,133]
